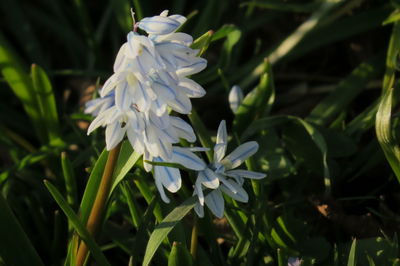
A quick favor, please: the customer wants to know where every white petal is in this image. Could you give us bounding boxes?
[225,169,266,179]
[87,112,107,135]
[134,81,151,112]
[114,43,128,72]
[198,168,220,189]
[138,16,180,35]
[228,85,244,113]
[154,174,170,203]
[152,80,176,102]
[143,150,153,172]
[126,128,144,155]
[214,120,228,162]
[176,57,207,77]
[222,141,259,169]
[194,179,204,206]
[155,164,181,193]
[115,83,131,111]
[126,33,156,58]
[85,95,114,116]
[170,116,196,142]
[168,14,186,25]
[168,90,192,114]
[100,73,120,97]
[151,98,168,116]
[160,10,169,17]
[154,126,179,144]
[218,175,237,193]
[171,147,206,171]
[150,111,169,129]
[152,32,193,46]
[178,78,206,98]
[220,181,248,203]
[105,122,125,150]
[194,202,204,218]
[204,189,224,218]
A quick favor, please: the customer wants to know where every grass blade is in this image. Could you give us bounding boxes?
[110,141,141,194]
[143,196,197,266]
[31,64,61,143]
[347,239,357,266]
[79,148,109,224]
[234,59,275,135]
[0,33,46,143]
[375,88,400,182]
[44,181,111,266]
[307,54,384,126]
[241,0,344,88]
[0,194,44,266]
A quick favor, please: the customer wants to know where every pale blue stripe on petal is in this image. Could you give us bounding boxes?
[223,141,259,169]
[171,147,206,170]
[205,189,224,218]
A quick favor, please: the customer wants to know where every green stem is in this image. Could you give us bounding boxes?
[75,142,122,266]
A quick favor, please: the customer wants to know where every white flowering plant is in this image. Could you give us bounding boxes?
[1,2,400,266]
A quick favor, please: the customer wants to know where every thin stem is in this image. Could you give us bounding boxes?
[75,143,122,266]
[190,217,198,259]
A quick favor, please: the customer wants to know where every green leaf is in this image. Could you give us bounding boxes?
[44,181,111,266]
[191,30,213,56]
[347,239,357,266]
[143,196,197,266]
[79,140,140,225]
[240,0,344,88]
[31,64,61,143]
[307,54,384,126]
[0,194,44,266]
[110,141,141,194]
[383,21,400,92]
[0,33,46,143]
[79,148,109,224]
[383,9,400,25]
[61,152,78,211]
[243,115,331,195]
[168,242,193,266]
[120,181,141,228]
[234,60,275,135]
[375,88,400,183]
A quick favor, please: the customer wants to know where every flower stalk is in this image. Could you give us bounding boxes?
[76,142,122,266]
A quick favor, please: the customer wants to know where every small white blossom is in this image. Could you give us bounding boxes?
[228,85,244,113]
[193,120,266,218]
[159,120,266,216]
[288,257,301,266]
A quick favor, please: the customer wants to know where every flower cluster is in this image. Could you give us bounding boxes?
[86,11,266,217]
[86,10,206,160]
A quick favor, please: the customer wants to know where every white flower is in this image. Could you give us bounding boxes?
[157,120,266,216]
[86,10,206,159]
[193,120,266,218]
[228,85,244,113]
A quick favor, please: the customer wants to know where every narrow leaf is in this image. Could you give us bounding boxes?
[0,194,44,266]
[143,196,197,266]
[44,181,111,266]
